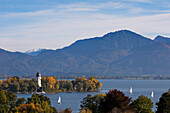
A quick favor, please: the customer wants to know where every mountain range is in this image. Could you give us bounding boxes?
[25,48,47,56]
[0,30,170,76]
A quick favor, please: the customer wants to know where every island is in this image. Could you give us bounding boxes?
[0,72,102,93]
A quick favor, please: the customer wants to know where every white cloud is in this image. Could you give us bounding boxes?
[125,0,152,3]
[1,9,55,18]
[65,8,98,12]
[0,1,170,52]
[57,2,126,12]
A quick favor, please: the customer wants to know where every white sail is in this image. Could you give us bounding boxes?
[58,96,61,104]
[151,91,154,98]
[130,87,133,94]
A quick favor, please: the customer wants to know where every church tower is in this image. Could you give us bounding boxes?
[36,72,42,88]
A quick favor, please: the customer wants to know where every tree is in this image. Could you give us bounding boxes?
[87,76,102,90]
[16,103,44,113]
[1,76,102,93]
[42,76,56,89]
[20,82,29,92]
[88,76,96,80]
[0,79,2,85]
[41,101,56,113]
[95,81,102,91]
[99,89,133,113]
[6,91,17,110]
[15,98,26,107]
[27,94,51,105]
[58,108,72,113]
[26,94,57,112]
[55,81,60,90]
[81,94,105,113]
[0,86,26,113]
[63,108,72,113]
[79,108,92,113]
[59,80,73,91]
[28,81,37,92]
[156,90,170,113]
[1,82,9,90]
[72,77,102,92]
[131,95,153,113]
[77,82,84,92]
[9,83,20,92]
[0,88,10,113]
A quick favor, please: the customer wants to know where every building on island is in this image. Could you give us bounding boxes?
[36,72,43,92]
[36,72,41,87]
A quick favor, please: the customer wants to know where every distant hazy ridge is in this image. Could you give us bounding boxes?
[0,30,170,76]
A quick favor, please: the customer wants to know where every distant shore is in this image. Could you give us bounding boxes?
[1,75,170,80]
[1,77,170,80]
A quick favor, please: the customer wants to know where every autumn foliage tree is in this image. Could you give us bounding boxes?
[0,86,26,113]
[15,103,44,113]
[79,108,92,113]
[14,94,57,113]
[99,89,133,113]
[73,76,102,92]
[42,76,56,89]
[0,76,102,93]
[0,79,2,85]
[1,76,38,93]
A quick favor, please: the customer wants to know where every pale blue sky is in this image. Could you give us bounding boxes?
[0,0,170,52]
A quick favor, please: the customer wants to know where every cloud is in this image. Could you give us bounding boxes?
[0,1,170,52]
[56,2,126,13]
[65,8,97,12]
[125,0,152,3]
[1,9,55,18]
[1,12,170,51]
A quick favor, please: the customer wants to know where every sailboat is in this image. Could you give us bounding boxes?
[129,87,133,94]
[58,96,61,104]
[151,91,154,98]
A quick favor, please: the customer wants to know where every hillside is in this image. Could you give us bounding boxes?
[0,30,170,76]
[154,35,170,44]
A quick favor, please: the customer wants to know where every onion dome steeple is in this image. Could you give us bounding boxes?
[36,72,41,77]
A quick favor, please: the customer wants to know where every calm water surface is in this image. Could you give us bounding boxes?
[17,79,170,113]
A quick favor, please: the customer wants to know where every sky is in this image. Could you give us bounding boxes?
[0,0,170,52]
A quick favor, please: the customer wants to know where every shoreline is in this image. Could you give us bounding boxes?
[15,90,101,94]
[1,78,170,80]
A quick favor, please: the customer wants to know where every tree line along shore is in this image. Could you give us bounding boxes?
[0,76,102,93]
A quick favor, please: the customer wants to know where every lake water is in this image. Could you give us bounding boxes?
[17,79,170,113]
